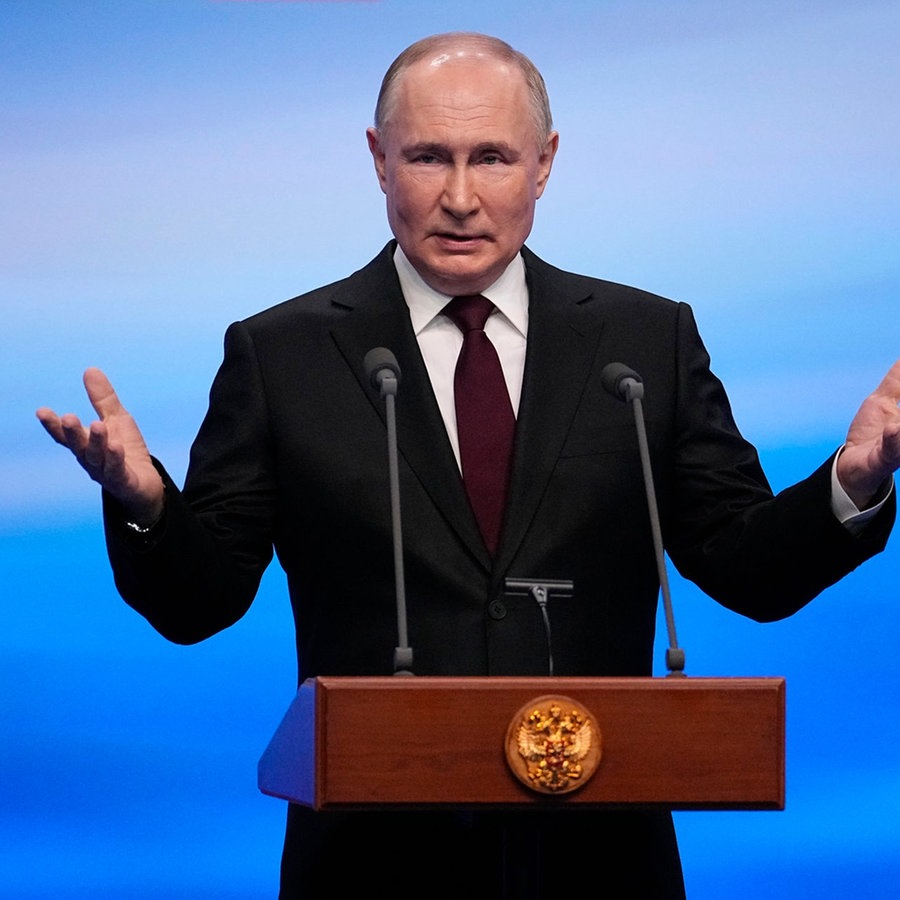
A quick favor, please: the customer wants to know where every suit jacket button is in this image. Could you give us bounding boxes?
[488,600,507,620]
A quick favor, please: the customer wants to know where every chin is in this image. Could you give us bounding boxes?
[431,263,496,295]
[437,275,489,297]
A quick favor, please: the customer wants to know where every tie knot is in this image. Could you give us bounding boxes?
[444,294,495,333]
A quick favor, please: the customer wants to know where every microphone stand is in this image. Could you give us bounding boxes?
[603,364,686,677]
[364,348,414,676]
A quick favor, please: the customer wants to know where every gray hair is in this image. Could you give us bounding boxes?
[373,32,553,145]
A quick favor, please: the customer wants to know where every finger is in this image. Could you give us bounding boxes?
[83,367,127,420]
[60,413,91,458]
[37,408,97,464]
[82,420,112,474]
[871,358,900,403]
[35,407,66,444]
[884,420,900,467]
[83,422,139,498]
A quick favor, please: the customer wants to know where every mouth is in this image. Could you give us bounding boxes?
[434,232,488,249]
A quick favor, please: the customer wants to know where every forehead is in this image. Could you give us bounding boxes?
[390,54,531,136]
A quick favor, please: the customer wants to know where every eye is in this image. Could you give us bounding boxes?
[407,149,444,165]
[481,154,501,165]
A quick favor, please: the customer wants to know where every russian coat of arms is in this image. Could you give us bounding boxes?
[505,695,602,795]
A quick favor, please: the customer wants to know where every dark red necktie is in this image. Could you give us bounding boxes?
[443,294,516,555]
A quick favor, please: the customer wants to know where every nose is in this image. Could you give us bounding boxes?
[441,163,479,219]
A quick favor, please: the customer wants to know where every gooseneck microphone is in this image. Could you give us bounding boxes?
[365,347,401,395]
[363,348,413,676]
[504,578,574,676]
[601,363,686,676]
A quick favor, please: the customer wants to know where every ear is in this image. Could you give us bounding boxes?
[366,127,388,194]
[534,131,559,199]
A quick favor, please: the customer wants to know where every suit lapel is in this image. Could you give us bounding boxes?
[328,245,491,569]
[493,249,606,579]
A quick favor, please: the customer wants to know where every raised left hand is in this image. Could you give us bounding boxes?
[837,358,900,509]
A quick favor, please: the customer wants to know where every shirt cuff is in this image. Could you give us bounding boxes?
[830,449,895,533]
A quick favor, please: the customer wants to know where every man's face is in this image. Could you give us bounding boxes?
[367,53,558,297]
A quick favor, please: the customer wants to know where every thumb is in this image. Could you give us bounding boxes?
[83,367,126,420]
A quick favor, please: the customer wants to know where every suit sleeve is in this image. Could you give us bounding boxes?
[103,321,277,643]
[662,302,895,621]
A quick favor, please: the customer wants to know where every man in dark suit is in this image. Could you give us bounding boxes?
[38,32,899,899]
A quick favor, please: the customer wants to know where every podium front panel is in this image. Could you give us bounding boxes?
[258,676,784,811]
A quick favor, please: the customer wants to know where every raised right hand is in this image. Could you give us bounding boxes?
[36,367,166,526]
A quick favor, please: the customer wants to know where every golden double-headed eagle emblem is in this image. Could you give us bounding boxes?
[504,695,602,795]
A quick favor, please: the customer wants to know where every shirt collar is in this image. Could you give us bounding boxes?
[393,245,529,338]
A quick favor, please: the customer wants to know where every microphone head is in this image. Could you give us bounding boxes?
[364,347,401,389]
[601,362,643,401]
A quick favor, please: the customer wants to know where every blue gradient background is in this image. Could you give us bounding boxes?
[3,1,898,897]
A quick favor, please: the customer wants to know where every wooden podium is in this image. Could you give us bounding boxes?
[258,675,784,811]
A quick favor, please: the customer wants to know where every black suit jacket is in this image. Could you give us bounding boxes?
[103,243,893,898]
[106,242,893,679]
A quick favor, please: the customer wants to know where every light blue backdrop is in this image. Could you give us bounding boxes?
[3,1,898,897]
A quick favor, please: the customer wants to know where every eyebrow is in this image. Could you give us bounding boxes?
[401,142,446,156]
